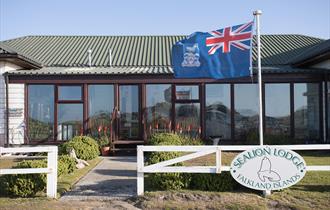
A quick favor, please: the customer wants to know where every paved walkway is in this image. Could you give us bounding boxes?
[61,156,137,201]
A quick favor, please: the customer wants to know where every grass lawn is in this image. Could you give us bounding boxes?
[0,157,102,210]
[138,151,330,210]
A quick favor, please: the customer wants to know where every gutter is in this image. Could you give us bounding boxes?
[5,73,9,147]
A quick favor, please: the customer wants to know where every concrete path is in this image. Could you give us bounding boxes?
[61,156,137,201]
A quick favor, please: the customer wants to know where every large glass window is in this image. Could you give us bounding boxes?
[265,84,291,141]
[294,83,320,141]
[119,85,140,139]
[58,86,82,101]
[328,82,330,142]
[28,85,54,141]
[234,84,259,142]
[176,85,199,100]
[88,85,114,137]
[175,103,200,137]
[146,84,172,135]
[57,104,83,141]
[205,84,231,139]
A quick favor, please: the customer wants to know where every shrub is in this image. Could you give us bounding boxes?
[96,135,110,149]
[180,135,204,145]
[0,160,47,197]
[147,133,190,190]
[190,172,239,191]
[58,155,76,177]
[0,154,77,197]
[148,133,182,145]
[60,136,100,160]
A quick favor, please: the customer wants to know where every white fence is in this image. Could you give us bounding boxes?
[137,144,330,196]
[0,146,58,198]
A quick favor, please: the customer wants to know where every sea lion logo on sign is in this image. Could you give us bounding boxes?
[230,146,306,191]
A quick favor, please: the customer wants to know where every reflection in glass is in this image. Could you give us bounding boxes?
[119,85,140,139]
[234,84,259,142]
[175,103,200,137]
[58,86,82,100]
[88,85,114,138]
[205,84,231,139]
[294,83,319,141]
[146,85,172,135]
[57,104,83,141]
[28,85,54,141]
[328,82,330,142]
[265,84,290,140]
[176,85,199,100]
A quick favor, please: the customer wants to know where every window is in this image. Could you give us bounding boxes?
[146,84,172,135]
[57,85,83,141]
[328,82,330,142]
[88,85,114,138]
[57,104,83,141]
[28,85,54,141]
[119,85,140,139]
[265,84,290,140]
[294,83,320,141]
[175,103,200,137]
[205,84,231,139]
[234,84,259,142]
[176,85,199,100]
[58,86,82,101]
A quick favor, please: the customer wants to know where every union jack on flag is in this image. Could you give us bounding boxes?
[206,21,254,55]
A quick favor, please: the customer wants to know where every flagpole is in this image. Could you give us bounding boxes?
[254,10,263,145]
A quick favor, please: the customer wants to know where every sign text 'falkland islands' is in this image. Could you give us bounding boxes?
[230,146,306,191]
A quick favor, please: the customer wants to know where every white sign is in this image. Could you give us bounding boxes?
[230,146,306,191]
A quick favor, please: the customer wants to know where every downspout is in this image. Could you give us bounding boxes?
[5,73,9,147]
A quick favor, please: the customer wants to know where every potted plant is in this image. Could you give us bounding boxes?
[98,136,111,156]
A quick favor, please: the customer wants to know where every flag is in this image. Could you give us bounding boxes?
[172,21,253,79]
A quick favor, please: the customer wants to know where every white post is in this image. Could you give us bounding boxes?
[216,147,221,174]
[263,190,271,197]
[254,10,263,145]
[137,146,144,196]
[47,146,58,198]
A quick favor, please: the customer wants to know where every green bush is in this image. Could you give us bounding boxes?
[148,133,182,145]
[0,160,47,197]
[190,172,239,191]
[58,155,76,177]
[0,154,77,197]
[147,133,190,190]
[96,135,110,149]
[60,136,100,160]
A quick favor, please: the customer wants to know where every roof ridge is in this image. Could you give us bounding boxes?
[1,34,325,42]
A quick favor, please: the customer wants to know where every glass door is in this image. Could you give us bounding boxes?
[119,85,141,140]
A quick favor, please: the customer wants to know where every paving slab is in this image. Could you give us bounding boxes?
[61,156,137,201]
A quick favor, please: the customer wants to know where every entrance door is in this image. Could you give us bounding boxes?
[118,85,141,140]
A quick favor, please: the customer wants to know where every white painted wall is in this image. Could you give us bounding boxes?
[0,61,25,145]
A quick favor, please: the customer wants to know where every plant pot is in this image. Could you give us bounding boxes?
[101,146,110,156]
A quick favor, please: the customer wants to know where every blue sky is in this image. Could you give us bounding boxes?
[0,0,329,41]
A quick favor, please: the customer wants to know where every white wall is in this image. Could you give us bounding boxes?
[0,61,25,145]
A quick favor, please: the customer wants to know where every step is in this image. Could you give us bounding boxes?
[113,140,145,145]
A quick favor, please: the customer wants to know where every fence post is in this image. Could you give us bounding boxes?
[47,146,58,198]
[263,190,271,197]
[216,146,221,174]
[137,146,144,196]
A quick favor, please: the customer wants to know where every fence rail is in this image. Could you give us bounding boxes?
[0,146,58,198]
[137,144,330,196]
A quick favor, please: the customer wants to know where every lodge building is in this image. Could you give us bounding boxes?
[0,35,329,149]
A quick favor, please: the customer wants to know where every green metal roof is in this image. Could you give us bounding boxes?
[6,65,325,76]
[1,35,323,68]
[289,39,330,66]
